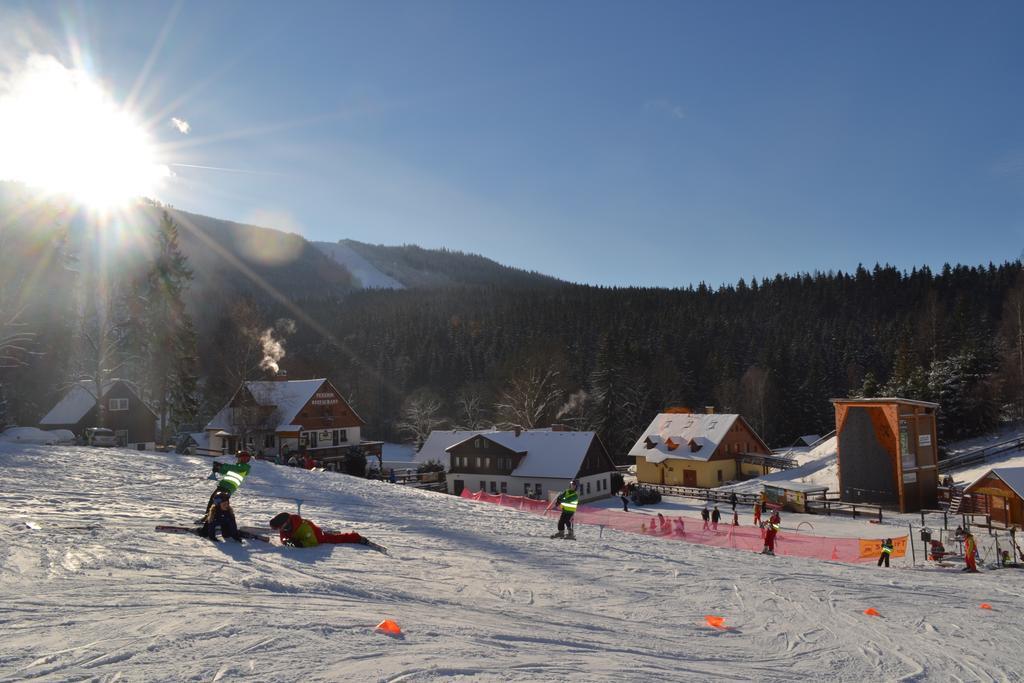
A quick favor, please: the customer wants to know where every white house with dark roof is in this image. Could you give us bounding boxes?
[629,411,773,488]
[204,377,380,464]
[442,428,617,502]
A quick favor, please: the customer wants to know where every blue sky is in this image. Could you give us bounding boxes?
[3,1,1023,287]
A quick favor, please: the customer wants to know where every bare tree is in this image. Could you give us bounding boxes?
[494,367,564,430]
[396,389,447,448]
[0,305,34,368]
[453,384,491,430]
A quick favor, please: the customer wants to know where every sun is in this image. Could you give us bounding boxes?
[0,55,170,209]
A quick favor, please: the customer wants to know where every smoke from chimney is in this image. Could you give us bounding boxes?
[258,319,297,374]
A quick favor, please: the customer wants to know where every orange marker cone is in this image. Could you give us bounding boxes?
[704,615,728,630]
[863,608,881,617]
[375,619,403,635]
[979,603,993,610]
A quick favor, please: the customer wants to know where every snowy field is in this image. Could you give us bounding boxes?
[1,443,1023,682]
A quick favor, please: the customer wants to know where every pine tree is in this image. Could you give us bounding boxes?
[142,211,197,445]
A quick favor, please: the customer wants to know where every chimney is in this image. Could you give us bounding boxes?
[514,426,522,437]
[704,405,715,415]
[665,406,692,414]
[274,370,288,382]
[550,424,568,432]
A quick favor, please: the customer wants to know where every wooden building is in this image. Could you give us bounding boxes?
[204,377,381,465]
[629,411,773,488]
[831,398,939,513]
[964,468,1024,527]
[39,379,157,449]
[440,428,617,502]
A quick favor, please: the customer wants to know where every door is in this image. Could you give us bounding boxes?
[453,480,464,496]
[683,470,697,487]
[991,495,1008,525]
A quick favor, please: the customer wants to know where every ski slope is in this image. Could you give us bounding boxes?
[1,442,1021,682]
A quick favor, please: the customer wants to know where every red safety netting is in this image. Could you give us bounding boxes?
[460,489,901,563]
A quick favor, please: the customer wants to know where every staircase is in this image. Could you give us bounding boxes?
[947,488,965,514]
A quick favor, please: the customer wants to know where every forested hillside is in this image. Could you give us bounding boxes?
[0,184,1020,456]
[291,262,1023,454]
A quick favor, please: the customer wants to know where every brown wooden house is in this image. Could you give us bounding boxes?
[964,468,1024,528]
[204,377,381,465]
[39,379,157,449]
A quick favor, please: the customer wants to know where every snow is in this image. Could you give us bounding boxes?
[629,413,768,463]
[312,240,405,290]
[966,468,1024,500]
[944,422,1024,484]
[456,431,601,479]
[1,441,1022,681]
[205,379,327,432]
[0,426,75,444]
[721,437,840,495]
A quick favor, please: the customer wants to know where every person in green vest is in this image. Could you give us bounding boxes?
[549,479,580,540]
[199,451,252,529]
[877,538,894,567]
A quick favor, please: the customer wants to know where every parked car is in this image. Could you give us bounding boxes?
[84,427,116,447]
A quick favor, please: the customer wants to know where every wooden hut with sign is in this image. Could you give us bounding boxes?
[204,376,382,467]
[964,468,1024,528]
[831,398,939,513]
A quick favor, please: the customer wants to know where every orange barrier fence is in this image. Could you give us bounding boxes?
[460,490,907,564]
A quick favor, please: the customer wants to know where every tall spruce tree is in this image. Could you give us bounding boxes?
[143,211,197,444]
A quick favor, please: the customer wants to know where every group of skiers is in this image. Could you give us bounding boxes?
[193,450,378,550]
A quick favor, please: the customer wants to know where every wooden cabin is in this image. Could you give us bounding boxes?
[39,379,156,449]
[964,468,1024,527]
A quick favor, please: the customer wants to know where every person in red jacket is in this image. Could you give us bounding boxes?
[269,512,382,551]
[761,510,781,556]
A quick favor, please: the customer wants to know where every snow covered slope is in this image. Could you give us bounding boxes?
[1,443,1021,681]
[312,240,405,289]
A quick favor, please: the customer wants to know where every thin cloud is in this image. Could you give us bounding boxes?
[170,116,190,134]
[644,99,686,121]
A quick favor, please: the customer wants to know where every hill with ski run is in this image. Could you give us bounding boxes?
[1,442,1021,682]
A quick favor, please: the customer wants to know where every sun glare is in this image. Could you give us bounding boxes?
[0,56,169,209]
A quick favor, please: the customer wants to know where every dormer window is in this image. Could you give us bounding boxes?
[644,436,657,449]
[689,439,701,453]
[665,437,679,451]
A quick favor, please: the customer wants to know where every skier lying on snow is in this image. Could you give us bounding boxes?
[268,512,376,549]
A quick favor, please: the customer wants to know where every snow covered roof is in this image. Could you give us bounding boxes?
[39,379,146,426]
[763,480,829,494]
[831,397,939,409]
[628,413,743,463]
[204,379,326,431]
[416,429,496,469]
[967,467,1024,500]
[447,430,603,480]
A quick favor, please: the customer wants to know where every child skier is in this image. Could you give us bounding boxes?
[711,505,721,531]
[963,531,979,573]
[199,494,244,542]
[877,538,894,567]
[701,507,710,530]
[761,510,781,555]
[549,479,580,539]
[268,512,378,549]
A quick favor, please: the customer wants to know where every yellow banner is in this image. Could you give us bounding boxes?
[858,536,908,559]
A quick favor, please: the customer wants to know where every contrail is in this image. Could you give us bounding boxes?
[169,162,282,176]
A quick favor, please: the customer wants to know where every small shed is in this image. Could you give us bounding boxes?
[831,398,939,513]
[763,481,828,513]
[964,468,1024,527]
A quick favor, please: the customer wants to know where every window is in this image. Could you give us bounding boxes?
[586,482,591,494]
[309,431,318,448]
[264,434,275,448]
[484,457,491,468]
[332,430,339,446]
[480,480,486,491]
[490,481,497,493]
[500,481,507,494]
[524,483,531,495]
[109,398,129,411]
[339,430,348,443]
[535,484,542,496]
[474,439,481,448]
[717,469,723,482]
[475,456,481,468]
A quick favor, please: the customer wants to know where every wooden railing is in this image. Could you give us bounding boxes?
[804,499,883,523]
[637,484,760,506]
[939,436,1024,473]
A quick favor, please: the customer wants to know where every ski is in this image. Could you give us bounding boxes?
[362,539,388,554]
[155,525,271,543]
